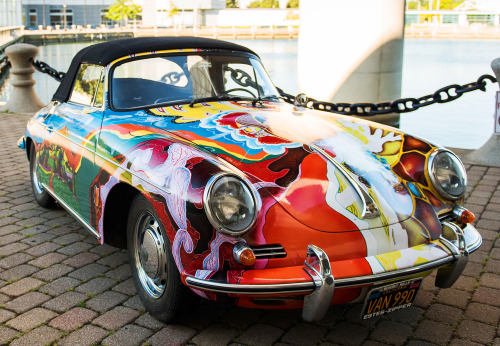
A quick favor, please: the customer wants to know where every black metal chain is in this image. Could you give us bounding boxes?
[278,74,498,116]
[30,59,66,83]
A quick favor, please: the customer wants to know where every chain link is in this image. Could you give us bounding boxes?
[30,59,66,83]
[278,74,498,116]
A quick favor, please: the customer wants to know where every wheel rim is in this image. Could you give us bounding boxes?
[32,154,44,195]
[134,212,167,298]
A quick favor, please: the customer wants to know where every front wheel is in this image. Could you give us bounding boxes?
[127,194,197,322]
[29,144,57,209]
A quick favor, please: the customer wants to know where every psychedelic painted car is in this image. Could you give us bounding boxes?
[19,37,481,322]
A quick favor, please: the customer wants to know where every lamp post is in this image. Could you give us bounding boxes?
[63,3,67,29]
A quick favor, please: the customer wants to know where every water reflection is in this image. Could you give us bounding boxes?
[1,39,499,149]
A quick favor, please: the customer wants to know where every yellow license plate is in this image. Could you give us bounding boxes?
[361,278,422,319]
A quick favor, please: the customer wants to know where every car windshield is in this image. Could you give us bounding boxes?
[111,53,280,110]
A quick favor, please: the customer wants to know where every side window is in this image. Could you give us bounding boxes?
[70,64,104,107]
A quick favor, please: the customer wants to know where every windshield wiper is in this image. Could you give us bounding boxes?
[189,95,248,107]
[251,95,281,106]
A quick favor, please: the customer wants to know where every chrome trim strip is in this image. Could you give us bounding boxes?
[41,183,101,240]
[310,144,379,219]
[185,255,455,295]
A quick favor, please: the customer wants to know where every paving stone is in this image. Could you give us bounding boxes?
[0,326,19,344]
[479,273,500,289]
[53,233,86,246]
[92,306,141,330]
[18,224,50,236]
[32,263,74,281]
[6,307,58,332]
[75,277,116,295]
[58,241,94,256]
[320,322,366,345]
[445,340,482,346]
[190,323,239,346]
[5,292,51,314]
[134,312,166,331]
[85,290,127,312]
[123,294,146,312]
[69,263,109,281]
[0,277,44,297]
[469,250,489,264]
[90,244,119,256]
[16,216,47,227]
[370,320,412,346]
[62,252,100,268]
[42,291,87,313]
[485,259,500,274]
[414,319,454,345]
[49,307,98,332]
[463,262,484,277]
[0,308,16,324]
[425,303,463,325]
[280,322,327,346]
[24,241,60,256]
[456,320,496,344]
[21,232,56,245]
[43,216,75,228]
[476,219,500,231]
[0,253,33,269]
[465,302,500,325]
[28,252,67,268]
[0,224,22,236]
[435,288,471,309]
[0,242,29,256]
[9,325,61,346]
[472,287,500,307]
[0,232,24,246]
[0,264,38,281]
[101,324,153,346]
[105,263,132,280]
[58,324,109,346]
[148,324,197,346]
[39,276,81,296]
[0,292,10,304]
[220,307,263,328]
[453,275,478,293]
[112,277,137,295]
[97,250,129,267]
[413,289,435,309]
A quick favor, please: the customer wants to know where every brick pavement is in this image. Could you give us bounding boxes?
[0,112,499,345]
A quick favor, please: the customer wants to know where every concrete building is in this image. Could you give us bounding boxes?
[142,0,226,27]
[22,0,118,29]
[0,0,23,27]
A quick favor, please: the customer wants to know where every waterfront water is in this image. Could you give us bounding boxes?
[1,38,499,149]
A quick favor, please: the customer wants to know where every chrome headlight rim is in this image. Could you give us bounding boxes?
[203,172,258,236]
[428,148,467,201]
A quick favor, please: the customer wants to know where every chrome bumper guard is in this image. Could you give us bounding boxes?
[435,221,469,288]
[302,245,335,322]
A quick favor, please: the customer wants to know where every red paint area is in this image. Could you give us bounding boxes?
[279,154,359,233]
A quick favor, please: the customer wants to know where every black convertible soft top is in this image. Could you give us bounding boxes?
[52,36,258,102]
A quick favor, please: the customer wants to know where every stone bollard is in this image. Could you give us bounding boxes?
[463,58,500,167]
[0,43,45,114]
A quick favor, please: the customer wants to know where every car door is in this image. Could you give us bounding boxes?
[40,63,105,229]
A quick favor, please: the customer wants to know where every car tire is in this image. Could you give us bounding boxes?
[127,194,198,322]
[29,144,57,209]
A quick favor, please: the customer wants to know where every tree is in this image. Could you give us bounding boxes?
[248,0,279,8]
[287,0,299,8]
[106,0,141,25]
[226,0,239,8]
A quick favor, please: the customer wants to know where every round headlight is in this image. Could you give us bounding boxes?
[429,150,467,200]
[204,173,257,235]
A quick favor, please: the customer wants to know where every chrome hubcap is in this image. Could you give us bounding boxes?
[134,212,167,298]
[32,154,44,195]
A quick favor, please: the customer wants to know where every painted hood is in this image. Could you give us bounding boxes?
[150,101,441,234]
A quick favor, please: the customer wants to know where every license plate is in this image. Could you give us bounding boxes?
[361,278,422,319]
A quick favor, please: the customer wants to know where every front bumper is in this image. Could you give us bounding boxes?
[184,223,481,321]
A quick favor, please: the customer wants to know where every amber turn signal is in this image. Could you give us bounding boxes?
[232,243,256,267]
[459,209,475,224]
